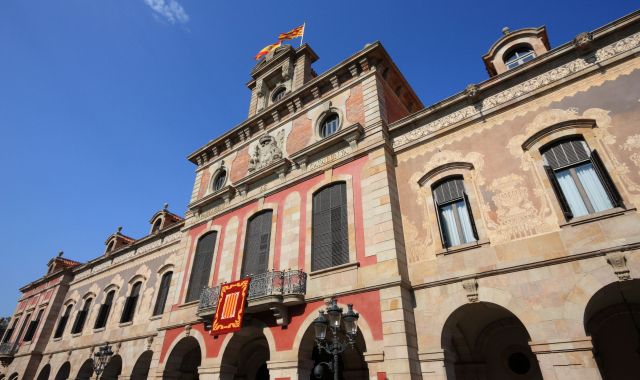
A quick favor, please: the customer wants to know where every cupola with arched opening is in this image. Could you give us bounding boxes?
[483,26,550,77]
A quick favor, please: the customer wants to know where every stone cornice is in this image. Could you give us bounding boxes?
[389,11,640,151]
[289,123,364,169]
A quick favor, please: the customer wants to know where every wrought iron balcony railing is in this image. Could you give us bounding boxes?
[0,342,19,357]
[197,269,307,316]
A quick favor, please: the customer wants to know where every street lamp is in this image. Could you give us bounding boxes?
[92,342,113,378]
[312,298,360,380]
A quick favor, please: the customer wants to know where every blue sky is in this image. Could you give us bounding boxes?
[0,0,636,315]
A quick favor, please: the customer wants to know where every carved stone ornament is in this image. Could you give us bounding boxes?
[573,31,594,53]
[462,278,479,302]
[270,304,290,326]
[282,60,292,80]
[146,336,154,350]
[606,252,631,281]
[248,131,285,172]
[465,84,480,102]
[184,324,192,336]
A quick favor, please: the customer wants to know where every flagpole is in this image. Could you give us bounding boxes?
[300,22,306,47]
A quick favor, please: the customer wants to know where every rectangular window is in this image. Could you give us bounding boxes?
[312,183,349,271]
[241,211,273,277]
[53,305,72,339]
[433,177,478,248]
[16,313,31,343]
[185,232,217,303]
[94,291,115,329]
[2,318,18,343]
[22,309,44,342]
[120,283,141,323]
[153,272,173,316]
[71,299,92,334]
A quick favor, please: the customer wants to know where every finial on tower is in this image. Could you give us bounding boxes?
[502,26,510,35]
[163,203,169,210]
[117,226,123,233]
[58,251,64,257]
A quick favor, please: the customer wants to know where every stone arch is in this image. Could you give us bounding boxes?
[163,336,202,380]
[35,364,50,380]
[76,359,94,380]
[584,279,640,379]
[220,321,273,380]
[101,354,122,380]
[131,350,153,380]
[7,373,17,380]
[54,362,71,380]
[441,302,543,380]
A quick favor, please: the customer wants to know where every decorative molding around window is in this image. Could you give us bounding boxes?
[432,177,479,249]
[271,86,287,103]
[185,232,217,303]
[311,183,349,271]
[541,137,623,220]
[290,123,363,170]
[319,113,340,138]
[212,168,228,192]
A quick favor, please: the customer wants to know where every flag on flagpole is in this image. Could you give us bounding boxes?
[278,24,305,41]
[255,41,282,60]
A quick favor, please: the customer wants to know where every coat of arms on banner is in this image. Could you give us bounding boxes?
[210,278,251,336]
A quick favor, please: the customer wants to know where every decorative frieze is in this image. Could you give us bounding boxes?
[392,30,640,149]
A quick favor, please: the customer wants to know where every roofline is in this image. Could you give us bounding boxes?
[389,9,640,134]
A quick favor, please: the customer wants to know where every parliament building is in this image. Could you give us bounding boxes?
[2,10,640,380]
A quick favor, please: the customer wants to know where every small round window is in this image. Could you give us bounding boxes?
[213,169,227,191]
[272,87,286,103]
[320,113,340,138]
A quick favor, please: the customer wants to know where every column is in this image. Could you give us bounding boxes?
[418,350,447,380]
[530,337,602,380]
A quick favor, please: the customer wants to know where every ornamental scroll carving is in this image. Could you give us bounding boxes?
[248,130,285,172]
[606,252,631,281]
[392,31,640,148]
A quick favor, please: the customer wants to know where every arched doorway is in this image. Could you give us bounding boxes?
[585,279,640,380]
[54,362,71,380]
[441,302,542,380]
[101,355,122,380]
[163,336,202,380]
[131,350,153,380]
[76,359,94,380]
[36,364,51,380]
[220,323,271,380]
[299,321,369,380]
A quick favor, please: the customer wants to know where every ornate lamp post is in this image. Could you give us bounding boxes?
[312,298,360,380]
[92,342,113,378]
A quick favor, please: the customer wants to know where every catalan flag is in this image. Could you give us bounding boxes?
[278,24,305,41]
[255,41,282,60]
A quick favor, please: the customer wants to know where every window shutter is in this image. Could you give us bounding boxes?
[544,165,573,220]
[543,139,590,169]
[71,310,85,334]
[312,183,348,271]
[120,296,135,323]
[312,191,332,271]
[590,150,623,208]
[23,321,37,342]
[463,193,479,240]
[153,272,173,316]
[242,211,272,277]
[54,307,71,338]
[185,232,216,302]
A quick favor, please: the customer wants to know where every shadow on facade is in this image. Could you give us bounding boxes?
[131,350,153,380]
[101,354,122,380]
[76,359,94,380]
[163,336,202,380]
[35,364,50,380]
[220,322,270,380]
[585,279,640,380]
[54,362,70,380]
[442,302,543,380]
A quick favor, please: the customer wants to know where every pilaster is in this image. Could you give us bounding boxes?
[530,337,602,380]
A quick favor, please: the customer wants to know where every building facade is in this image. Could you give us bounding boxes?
[1,10,640,380]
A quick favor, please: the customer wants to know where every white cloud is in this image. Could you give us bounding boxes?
[143,0,189,24]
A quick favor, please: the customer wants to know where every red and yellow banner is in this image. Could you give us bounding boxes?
[255,41,281,60]
[210,278,251,335]
[278,24,305,41]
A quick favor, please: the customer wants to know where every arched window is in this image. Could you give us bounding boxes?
[504,45,536,70]
[213,169,227,191]
[541,137,622,219]
[23,309,44,342]
[241,211,273,277]
[152,218,162,234]
[53,305,72,339]
[71,298,92,334]
[94,290,115,329]
[120,283,141,323]
[272,87,286,103]
[320,113,340,138]
[106,240,115,253]
[432,177,478,248]
[153,271,173,316]
[312,183,349,271]
[185,232,217,303]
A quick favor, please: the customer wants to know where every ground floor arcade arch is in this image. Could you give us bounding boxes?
[131,350,154,380]
[163,336,202,380]
[76,359,94,380]
[35,364,50,380]
[54,362,71,380]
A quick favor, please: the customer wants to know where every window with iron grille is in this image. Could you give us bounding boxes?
[185,232,217,303]
[432,177,478,248]
[312,183,349,271]
[53,305,72,339]
[22,309,44,342]
[213,169,227,191]
[153,271,173,316]
[94,290,115,329]
[541,137,622,220]
[241,211,273,277]
[120,283,141,323]
[71,298,92,334]
[320,113,340,138]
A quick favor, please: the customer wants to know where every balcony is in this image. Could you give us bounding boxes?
[0,342,19,366]
[197,269,307,325]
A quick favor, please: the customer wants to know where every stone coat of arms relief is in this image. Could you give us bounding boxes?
[248,130,285,173]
